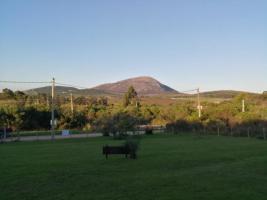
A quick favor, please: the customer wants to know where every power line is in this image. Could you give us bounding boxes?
[179,88,199,94]
[0,80,89,91]
[0,80,51,84]
[55,82,88,89]
[177,88,202,118]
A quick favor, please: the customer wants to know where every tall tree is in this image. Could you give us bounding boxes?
[2,88,15,99]
[123,86,138,107]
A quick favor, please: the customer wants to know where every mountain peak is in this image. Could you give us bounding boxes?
[93,76,178,95]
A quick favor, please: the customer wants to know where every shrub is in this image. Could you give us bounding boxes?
[124,136,140,159]
[145,127,153,135]
[166,120,203,133]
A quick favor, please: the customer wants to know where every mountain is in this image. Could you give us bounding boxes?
[92,76,178,95]
[25,77,257,98]
[25,76,178,96]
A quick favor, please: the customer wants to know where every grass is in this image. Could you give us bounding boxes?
[1,134,267,200]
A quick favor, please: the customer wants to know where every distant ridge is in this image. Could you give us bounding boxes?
[24,76,258,98]
[200,90,258,98]
[25,86,112,96]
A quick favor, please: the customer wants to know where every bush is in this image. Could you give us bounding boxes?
[166,120,203,133]
[145,127,153,135]
[124,136,140,159]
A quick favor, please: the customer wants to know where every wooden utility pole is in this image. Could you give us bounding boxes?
[51,78,55,140]
[242,99,245,112]
[70,93,74,115]
[197,88,202,118]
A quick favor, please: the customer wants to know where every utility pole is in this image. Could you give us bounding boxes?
[242,99,245,113]
[70,93,74,115]
[197,88,202,118]
[51,78,55,140]
[36,98,39,107]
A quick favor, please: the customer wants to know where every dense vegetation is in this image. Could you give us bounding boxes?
[0,87,267,137]
[1,134,267,200]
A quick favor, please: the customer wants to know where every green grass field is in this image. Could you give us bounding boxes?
[1,134,267,200]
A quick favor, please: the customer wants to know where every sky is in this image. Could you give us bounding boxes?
[0,0,266,93]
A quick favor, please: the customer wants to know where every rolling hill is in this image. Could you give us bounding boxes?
[24,76,258,99]
[200,90,258,98]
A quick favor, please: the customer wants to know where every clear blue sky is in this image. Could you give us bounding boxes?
[0,0,266,92]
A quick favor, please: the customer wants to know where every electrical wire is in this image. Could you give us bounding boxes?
[0,80,51,84]
[55,82,88,89]
[179,88,199,94]
[0,80,198,94]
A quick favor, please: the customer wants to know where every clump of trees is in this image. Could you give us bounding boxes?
[123,86,139,107]
[93,111,142,137]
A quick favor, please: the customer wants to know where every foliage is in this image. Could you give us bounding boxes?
[93,111,142,138]
[123,86,138,107]
[0,88,267,135]
[124,136,140,159]
[2,88,15,98]
[145,127,153,135]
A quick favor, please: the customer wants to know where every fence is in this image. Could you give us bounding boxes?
[167,125,267,140]
[0,129,101,143]
[1,125,266,143]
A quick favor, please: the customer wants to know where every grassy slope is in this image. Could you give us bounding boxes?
[1,134,267,200]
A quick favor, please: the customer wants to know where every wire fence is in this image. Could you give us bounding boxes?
[167,126,267,139]
[1,125,267,143]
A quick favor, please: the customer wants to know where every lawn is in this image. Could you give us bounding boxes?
[1,134,267,200]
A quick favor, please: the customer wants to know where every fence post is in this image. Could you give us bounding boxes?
[263,128,266,140]
[247,128,250,138]
[217,127,220,136]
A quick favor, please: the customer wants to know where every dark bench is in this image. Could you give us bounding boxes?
[103,145,130,159]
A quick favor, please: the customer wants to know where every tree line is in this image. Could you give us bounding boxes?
[0,87,267,137]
